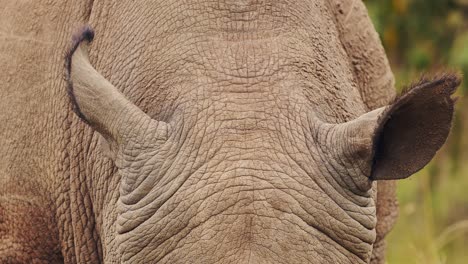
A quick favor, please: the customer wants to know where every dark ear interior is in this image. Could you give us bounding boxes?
[371,73,461,180]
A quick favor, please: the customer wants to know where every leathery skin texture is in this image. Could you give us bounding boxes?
[0,0,403,263]
[88,1,383,262]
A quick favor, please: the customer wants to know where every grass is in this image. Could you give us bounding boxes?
[386,144,468,263]
[362,1,468,262]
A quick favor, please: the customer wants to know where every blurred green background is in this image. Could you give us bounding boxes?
[364,0,468,263]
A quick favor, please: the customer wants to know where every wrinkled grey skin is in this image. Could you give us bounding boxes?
[0,1,459,263]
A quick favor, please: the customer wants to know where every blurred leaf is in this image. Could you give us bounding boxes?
[393,0,409,14]
[455,0,468,7]
[384,25,399,53]
[447,10,464,28]
[409,45,432,70]
[450,33,468,93]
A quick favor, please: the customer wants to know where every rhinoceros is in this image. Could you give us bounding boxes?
[0,0,461,263]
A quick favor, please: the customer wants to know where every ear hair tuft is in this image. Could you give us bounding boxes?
[395,71,461,101]
[377,71,462,131]
[370,71,462,180]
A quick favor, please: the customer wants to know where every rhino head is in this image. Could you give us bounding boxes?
[66,26,460,263]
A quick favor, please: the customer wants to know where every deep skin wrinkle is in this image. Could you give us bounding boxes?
[66,1,385,262]
[0,1,412,263]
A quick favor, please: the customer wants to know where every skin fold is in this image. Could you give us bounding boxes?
[0,0,460,263]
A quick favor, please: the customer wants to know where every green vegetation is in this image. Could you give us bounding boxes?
[364,1,468,263]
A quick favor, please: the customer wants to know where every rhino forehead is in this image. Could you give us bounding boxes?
[89,0,365,125]
[67,1,379,262]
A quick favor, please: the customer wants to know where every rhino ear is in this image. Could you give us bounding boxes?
[369,74,461,180]
[65,26,169,148]
[329,73,461,181]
